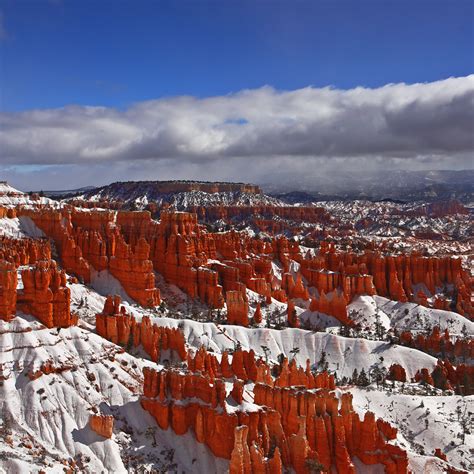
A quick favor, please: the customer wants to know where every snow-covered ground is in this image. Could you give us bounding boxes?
[349,386,474,472]
[1,270,472,473]
[0,191,472,473]
[0,313,227,474]
[0,182,56,208]
[347,295,474,336]
[0,216,46,239]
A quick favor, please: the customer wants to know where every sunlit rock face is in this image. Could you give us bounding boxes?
[0,181,472,473]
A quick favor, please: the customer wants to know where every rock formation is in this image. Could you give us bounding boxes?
[17,260,77,328]
[96,296,186,362]
[89,414,114,438]
[0,260,17,321]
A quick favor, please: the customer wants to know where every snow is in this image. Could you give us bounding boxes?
[0,182,56,207]
[373,296,474,336]
[1,187,472,472]
[78,188,284,211]
[0,216,45,239]
[90,269,134,305]
[0,313,227,473]
[135,314,437,379]
[348,386,474,472]
[1,273,471,473]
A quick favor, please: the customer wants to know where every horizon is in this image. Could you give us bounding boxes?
[6,168,474,194]
[0,0,473,190]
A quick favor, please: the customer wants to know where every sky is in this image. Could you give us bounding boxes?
[0,0,473,190]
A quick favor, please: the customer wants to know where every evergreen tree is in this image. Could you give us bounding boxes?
[358,368,370,386]
[351,368,359,384]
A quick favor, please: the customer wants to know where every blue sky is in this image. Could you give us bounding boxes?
[1,0,472,111]
[0,1,473,190]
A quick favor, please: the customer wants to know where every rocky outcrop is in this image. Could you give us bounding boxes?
[287,300,299,328]
[415,360,474,395]
[388,364,407,382]
[21,208,161,306]
[309,291,351,326]
[0,236,51,266]
[17,260,77,328]
[399,327,474,360]
[226,290,249,327]
[96,296,186,361]
[142,366,407,473]
[89,414,114,438]
[88,180,261,201]
[0,260,17,321]
[108,235,160,307]
[253,303,262,325]
[14,207,472,321]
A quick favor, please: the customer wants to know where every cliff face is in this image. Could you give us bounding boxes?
[108,235,161,307]
[89,415,114,438]
[141,355,408,474]
[85,180,262,202]
[19,208,161,308]
[12,207,472,325]
[17,260,77,328]
[96,296,186,362]
[0,260,17,321]
[0,235,76,327]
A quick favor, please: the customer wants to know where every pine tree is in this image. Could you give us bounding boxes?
[351,368,359,384]
[358,368,370,386]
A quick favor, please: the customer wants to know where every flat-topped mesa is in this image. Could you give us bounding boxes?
[89,180,261,202]
[129,180,261,195]
[0,260,17,321]
[17,259,77,328]
[96,295,187,361]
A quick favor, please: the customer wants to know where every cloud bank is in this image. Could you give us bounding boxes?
[1,75,473,189]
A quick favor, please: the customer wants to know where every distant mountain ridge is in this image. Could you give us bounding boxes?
[67,179,274,210]
[49,169,474,207]
[265,169,474,203]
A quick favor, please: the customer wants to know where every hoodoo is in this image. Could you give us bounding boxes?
[0,177,471,473]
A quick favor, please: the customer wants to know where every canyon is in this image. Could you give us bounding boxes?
[0,180,472,473]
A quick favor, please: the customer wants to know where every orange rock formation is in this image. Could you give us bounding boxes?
[89,414,114,438]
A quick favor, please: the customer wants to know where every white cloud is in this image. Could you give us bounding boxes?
[1,76,473,189]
